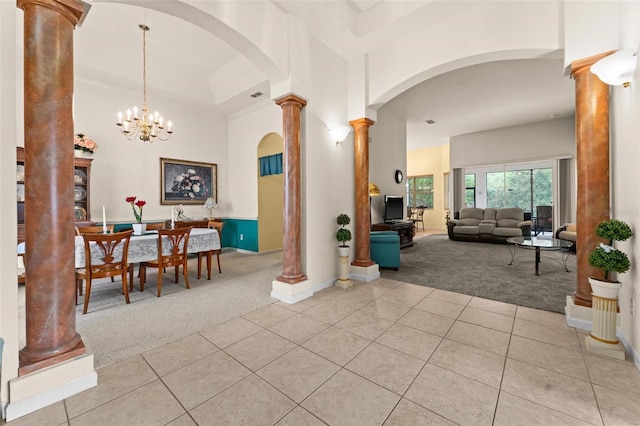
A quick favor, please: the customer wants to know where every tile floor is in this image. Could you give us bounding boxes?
[8,278,640,425]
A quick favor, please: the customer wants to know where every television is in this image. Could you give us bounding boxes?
[384,195,404,222]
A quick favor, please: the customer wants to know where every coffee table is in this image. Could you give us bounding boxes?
[506,236,574,276]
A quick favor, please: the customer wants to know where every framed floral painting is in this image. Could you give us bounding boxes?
[160,157,217,205]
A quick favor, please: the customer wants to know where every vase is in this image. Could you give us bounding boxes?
[132,223,147,236]
[74,149,84,158]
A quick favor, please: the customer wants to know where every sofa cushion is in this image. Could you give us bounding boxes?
[496,207,524,228]
[483,208,497,221]
[453,226,479,236]
[492,227,523,237]
[458,207,484,226]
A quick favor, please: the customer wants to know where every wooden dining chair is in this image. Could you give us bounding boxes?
[139,227,191,297]
[197,220,224,280]
[75,224,115,235]
[75,230,134,314]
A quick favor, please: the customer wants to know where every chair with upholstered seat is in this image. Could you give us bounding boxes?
[197,220,224,279]
[534,205,553,236]
[75,230,134,314]
[139,227,191,297]
[75,224,115,235]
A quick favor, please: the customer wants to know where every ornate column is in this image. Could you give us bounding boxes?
[570,52,612,308]
[275,94,307,284]
[18,0,86,375]
[350,118,375,267]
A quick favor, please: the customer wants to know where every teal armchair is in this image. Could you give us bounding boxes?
[370,231,400,270]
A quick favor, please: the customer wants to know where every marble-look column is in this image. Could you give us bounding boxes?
[275,94,307,284]
[570,52,612,308]
[350,118,375,267]
[18,0,86,375]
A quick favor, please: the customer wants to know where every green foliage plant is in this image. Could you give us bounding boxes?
[336,213,352,247]
[588,219,633,282]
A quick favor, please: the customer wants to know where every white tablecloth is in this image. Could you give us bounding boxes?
[17,228,220,268]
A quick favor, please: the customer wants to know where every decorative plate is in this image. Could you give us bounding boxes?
[74,169,87,184]
[74,187,87,201]
[74,206,86,221]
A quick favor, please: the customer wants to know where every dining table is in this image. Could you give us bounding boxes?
[17,228,221,279]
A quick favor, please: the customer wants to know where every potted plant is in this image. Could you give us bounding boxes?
[336,213,352,255]
[588,218,633,299]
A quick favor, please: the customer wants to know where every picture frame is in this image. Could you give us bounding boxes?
[160,157,217,205]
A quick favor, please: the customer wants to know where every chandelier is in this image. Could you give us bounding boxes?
[116,24,173,142]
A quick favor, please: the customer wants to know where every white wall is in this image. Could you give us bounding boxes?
[369,112,407,224]
[450,116,575,169]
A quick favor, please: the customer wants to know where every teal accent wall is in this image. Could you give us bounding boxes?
[221,218,258,252]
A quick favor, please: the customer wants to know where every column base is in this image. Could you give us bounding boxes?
[350,263,380,282]
[19,339,86,376]
[272,278,313,304]
[6,347,96,421]
[585,334,626,361]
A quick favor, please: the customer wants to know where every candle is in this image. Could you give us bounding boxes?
[171,206,175,229]
[102,206,107,233]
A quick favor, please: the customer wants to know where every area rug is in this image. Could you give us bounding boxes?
[380,234,577,313]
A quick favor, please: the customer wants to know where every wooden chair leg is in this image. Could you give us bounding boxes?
[174,265,179,283]
[157,265,163,297]
[197,252,203,279]
[216,251,222,273]
[83,279,92,315]
[122,272,130,304]
[183,261,190,289]
[140,265,146,292]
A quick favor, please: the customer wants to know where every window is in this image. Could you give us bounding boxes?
[486,167,552,214]
[465,174,476,207]
[407,175,434,208]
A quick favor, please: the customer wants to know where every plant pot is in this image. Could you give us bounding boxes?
[337,246,350,257]
[589,277,622,299]
[132,223,147,236]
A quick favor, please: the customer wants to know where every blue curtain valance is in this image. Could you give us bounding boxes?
[259,153,283,176]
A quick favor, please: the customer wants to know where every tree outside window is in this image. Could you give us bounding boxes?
[465,174,476,207]
[408,175,434,208]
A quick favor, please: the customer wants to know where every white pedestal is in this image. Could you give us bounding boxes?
[586,278,626,360]
[336,249,352,289]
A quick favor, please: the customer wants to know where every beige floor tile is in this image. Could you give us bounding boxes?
[508,335,589,381]
[142,333,219,377]
[397,309,455,337]
[428,289,472,305]
[275,406,326,426]
[65,355,158,418]
[69,380,184,425]
[242,303,298,328]
[224,329,296,371]
[468,297,517,317]
[301,369,400,426]
[313,285,347,301]
[345,342,425,395]
[584,354,640,399]
[268,313,330,344]
[256,346,340,403]
[445,320,511,356]
[458,306,515,333]
[593,383,640,426]
[404,363,499,425]
[516,305,568,327]
[398,282,434,296]
[414,297,465,319]
[377,287,428,307]
[303,297,365,324]
[494,391,594,426]
[6,401,67,426]
[275,296,322,313]
[302,326,371,366]
[334,310,394,340]
[376,323,442,361]
[359,300,411,322]
[162,350,251,409]
[512,317,581,351]
[384,398,456,425]
[429,339,505,388]
[501,358,601,424]
[199,316,263,348]
[189,374,296,426]
[166,414,198,426]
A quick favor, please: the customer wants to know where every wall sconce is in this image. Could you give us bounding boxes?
[330,125,352,144]
[591,48,637,88]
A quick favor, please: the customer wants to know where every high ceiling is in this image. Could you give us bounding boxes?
[71,0,575,150]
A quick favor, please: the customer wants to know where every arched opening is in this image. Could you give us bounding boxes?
[257,133,284,252]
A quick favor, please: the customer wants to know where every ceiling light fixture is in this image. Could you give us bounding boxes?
[425,119,436,124]
[591,48,637,88]
[116,24,173,142]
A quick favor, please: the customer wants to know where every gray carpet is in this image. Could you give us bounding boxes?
[380,234,577,313]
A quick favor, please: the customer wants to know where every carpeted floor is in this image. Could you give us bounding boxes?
[380,234,577,313]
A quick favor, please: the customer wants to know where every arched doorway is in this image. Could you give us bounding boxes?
[257,133,284,252]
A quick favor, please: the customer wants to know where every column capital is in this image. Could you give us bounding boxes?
[571,50,616,78]
[275,93,307,108]
[349,117,375,128]
[18,0,88,27]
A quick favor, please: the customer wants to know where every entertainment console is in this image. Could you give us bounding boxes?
[372,221,414,249]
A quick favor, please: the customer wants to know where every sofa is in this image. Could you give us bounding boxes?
[370,231,400,270]
[447,207,533,243]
